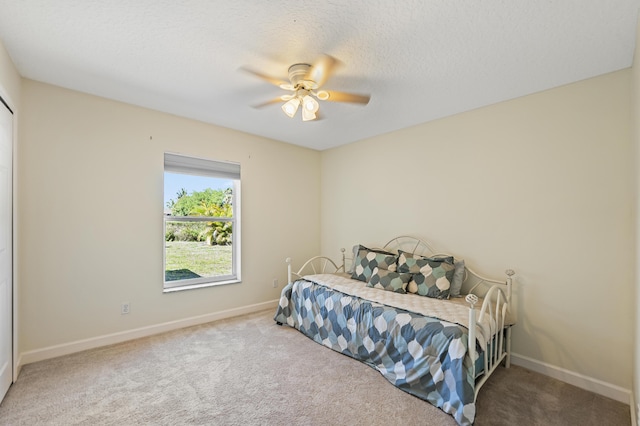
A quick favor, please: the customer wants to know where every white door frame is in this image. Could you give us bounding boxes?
[0,83,17,384]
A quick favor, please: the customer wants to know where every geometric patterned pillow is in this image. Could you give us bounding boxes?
[399,251,455,299]
[417,255,465,297]
[350,245,398,282]
[397,250,454,274]
[366,267,411,294]
[407,266,454,299]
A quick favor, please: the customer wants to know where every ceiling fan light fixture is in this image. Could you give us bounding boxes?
[282,97,300,118]
[243,54,370,122]
[302,95,319,113]
[302,108,317,121]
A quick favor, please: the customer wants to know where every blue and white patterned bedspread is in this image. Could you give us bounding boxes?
[274,274,481,426]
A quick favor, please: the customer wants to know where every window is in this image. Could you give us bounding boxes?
[163,153,241,292]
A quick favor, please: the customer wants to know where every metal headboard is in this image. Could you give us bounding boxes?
[381,235,512,303]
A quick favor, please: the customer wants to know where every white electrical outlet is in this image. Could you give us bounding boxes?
[272,279,278,288]
[121,302,130,315]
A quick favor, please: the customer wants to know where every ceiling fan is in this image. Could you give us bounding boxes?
[241,55,370,121]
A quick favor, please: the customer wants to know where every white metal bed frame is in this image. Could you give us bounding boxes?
[285,235,515,400]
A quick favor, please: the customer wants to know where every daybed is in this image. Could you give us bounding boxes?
[273,236,515,426]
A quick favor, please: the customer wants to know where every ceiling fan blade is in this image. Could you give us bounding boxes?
[251,95,290,109]
[322,90,370,105]
[240,67,289,88]
[305,54,338,88]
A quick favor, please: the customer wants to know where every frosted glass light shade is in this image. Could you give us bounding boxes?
[282,98,300,118]
[302,95,319,113]
[302,108,317,121]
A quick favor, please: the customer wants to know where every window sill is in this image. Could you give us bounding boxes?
[163,278,241,293]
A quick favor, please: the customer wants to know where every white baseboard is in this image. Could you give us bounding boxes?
[630,391,637,426]
[18,300,279,369]
[511,352,631,405]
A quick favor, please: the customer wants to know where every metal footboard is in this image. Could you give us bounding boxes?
[467,269,515,401]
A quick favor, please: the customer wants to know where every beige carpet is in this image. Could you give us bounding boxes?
[0,309,631,425]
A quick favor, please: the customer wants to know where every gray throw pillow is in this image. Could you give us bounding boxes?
[450,259,465,297]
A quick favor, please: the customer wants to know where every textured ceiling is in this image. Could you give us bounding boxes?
[0,0,638,150]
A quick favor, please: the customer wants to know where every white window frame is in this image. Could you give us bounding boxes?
[163,152,241,292]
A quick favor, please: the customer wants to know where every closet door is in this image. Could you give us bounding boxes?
[0,97,13,401]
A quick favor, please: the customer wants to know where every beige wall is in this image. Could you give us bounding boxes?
[18,80,320,351]
[321,70,633,389]
[633,12,640,419]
